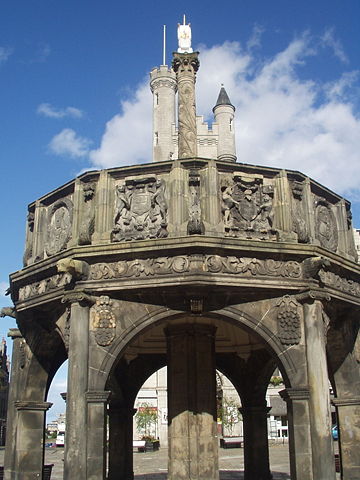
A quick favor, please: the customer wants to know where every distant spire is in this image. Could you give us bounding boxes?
[213,85,235,111]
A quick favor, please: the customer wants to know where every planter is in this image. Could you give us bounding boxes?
[145,440,160,451]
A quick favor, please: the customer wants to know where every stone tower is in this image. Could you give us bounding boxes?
[213,86,236,162]
[150,65,177,162]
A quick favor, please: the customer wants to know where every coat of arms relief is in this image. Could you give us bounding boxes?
[111,176,168,242]
[221,174,275,240]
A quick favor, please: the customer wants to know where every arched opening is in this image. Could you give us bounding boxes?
[103,311,293,480]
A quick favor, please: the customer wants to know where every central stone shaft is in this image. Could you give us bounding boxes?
[165,323,219,480]
[172,52,199,158]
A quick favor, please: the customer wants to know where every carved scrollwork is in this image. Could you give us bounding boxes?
[46,198,73,256]
[277,296,301,345]
[111,176,168,242]
[18,273,72,301]
[91,296,116,346]
[315,198,338,252]
[89,255,302,280]
[319,270,360,297]
[222,174,275,240]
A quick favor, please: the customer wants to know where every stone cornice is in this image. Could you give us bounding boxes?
[86,391,111,403]
[279,387,310,401]
[15,401,53,411]
[332,397,360,407]
[296,289,331,304]
[61,290,96,306]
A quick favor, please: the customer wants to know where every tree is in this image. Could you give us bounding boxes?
[134,403,158,440]
[218,396,241,437]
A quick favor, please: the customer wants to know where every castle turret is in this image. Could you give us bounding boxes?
[150,66,177,162]
[213,86,236,162]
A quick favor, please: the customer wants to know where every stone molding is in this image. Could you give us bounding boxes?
[150,78,177,92]
[61,291,96,306]
[7,328,22,339]
[332,397,360,407]
[296,289,331,304]
[90,255,302,280]
[86,391,111,403]
[279,388,310,402]
[15,401,53,411]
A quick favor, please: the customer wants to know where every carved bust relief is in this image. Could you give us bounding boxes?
[111,176,168,242]
[45,198,73,256]
[315,198,338,252]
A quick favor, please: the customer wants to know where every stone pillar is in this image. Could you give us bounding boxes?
[280,388,313,480]
[14,401,52,480]
[300,291,336,480]
[63,292,92,480]
[165,323,218,480]
[86,391,111,480]
[172,52,199,159]
[108,404,136,480]
[332,397,360,479]
[4,329,25,479]
[239,405,272,480]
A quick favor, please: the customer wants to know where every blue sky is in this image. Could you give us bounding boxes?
[1,0,360,420]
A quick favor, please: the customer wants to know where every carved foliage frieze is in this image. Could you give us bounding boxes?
[46,198,73,256]
[315,198,338,252]
[91,296,116,346]
[111,176,168,242]
[90,255,302,280]
[222,174,275,240]
[276,296,301,345]
[319,270,360,297]
[18,273,72,301]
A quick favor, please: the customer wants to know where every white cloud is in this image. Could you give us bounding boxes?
[89,79,152,168]
[0,46,13,65]
[321,28,348,64]
[86,32,360,196]
[49,128,92,158]
[0,282,9,298]
[37,103,84,119]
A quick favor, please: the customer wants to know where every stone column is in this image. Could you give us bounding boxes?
[300,290,336,480]
[86,391,111,480]
[332,397,360,479]
[280,388,313,480]
[165,323,218,480]
[108,404,136,480]
[172,52,199,159]
[14,401,52,480]
[4,329,24,479]
[63,292,93,480]
[239,405,272,480]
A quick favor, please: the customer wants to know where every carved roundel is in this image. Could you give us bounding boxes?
[315,203,338,252]
[46,198,73,256]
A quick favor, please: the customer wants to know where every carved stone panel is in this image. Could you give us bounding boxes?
[91,296,116,346]
[222,174,275,240]
[111,176,168,242]
[315,198,338,252]
[277,296,301,345]
[187,170,204,235]
[291,181,309,243]
[45,198,73,256]
[79,182,96,245]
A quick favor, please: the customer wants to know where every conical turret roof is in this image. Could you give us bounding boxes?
[213,86,235,112]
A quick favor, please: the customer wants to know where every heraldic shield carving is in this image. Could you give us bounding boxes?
[111,176,168,242]
[222,174,274,239]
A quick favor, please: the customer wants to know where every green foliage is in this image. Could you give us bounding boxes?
[269,375,284,387]
[135,402,158,440]
[218,396,241,437]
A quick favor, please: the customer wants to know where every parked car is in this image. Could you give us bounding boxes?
[332,425,338,440]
